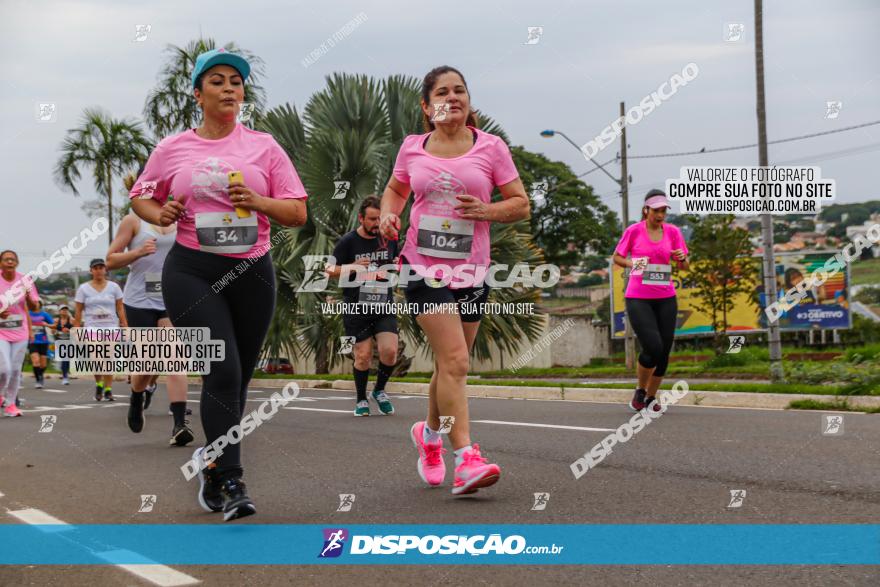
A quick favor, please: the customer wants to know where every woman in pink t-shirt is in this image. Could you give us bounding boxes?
[613,190,690,413]
[380,66,530,496]
[130,49,308,522]
[0,250,39,417]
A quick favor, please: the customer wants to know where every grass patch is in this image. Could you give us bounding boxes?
[787,398,880,413]
[851,257,880,286]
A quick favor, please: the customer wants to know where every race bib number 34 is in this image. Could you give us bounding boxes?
[416,215,475,259]
[642,264,672,286]
[195,212,258,254]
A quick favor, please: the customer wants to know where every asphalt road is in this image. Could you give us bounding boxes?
[1,375,878,586]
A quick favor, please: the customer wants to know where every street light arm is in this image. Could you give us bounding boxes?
[551,130,622,185]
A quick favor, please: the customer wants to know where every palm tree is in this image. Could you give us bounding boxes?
[143,38,267,137]
[258,73,544,373]
[54,108,153,244]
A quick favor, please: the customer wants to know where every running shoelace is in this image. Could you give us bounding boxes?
[425,444,447,466]
[461,444,488,468]
[375,392,390,402]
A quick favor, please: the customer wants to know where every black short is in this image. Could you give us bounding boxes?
[342,313,398,343]
[29,342,49,355]
[404,272,491,323]
[124,304,169,327]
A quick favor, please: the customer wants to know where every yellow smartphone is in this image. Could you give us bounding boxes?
[227,171,251,218]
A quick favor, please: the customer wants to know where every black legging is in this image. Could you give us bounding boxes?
[625,296,677,377]
[162,243,275,479]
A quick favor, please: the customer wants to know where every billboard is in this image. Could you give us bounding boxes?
[610,251,851,338]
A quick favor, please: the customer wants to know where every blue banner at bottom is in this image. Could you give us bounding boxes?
[0,524,877,565]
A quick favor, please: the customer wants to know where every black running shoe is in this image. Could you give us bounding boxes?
[220,477,256,522]
[104,389,115,402]
[193,448,223,513]
[128,391,145,433]
[629,388,647,412]
[95,386,103,401]
[645,395,662,413]
[144,384,156,410]
[170,421,195,447]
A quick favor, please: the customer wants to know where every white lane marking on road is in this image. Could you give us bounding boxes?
[21,404,110,413]
[283,407,351,414]
[6,508,200,585]
[8,508,72,532]
[282,407,617,429]
[40,388,67,393]
[100,556,200,586]
[246,397,315,402]
[472,420,616,432]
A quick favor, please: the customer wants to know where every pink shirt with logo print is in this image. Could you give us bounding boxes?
[0,272,38,342]
[392,127,520,288]
[129,124,307,259]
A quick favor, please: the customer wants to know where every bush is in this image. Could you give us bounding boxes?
[844,343,880,362]
[840,314,880,345]
[577,274,604,287]
[706,345,768,367]
[785,353,880,394]
[854,286,880,305]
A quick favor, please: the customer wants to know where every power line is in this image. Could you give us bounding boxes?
[625,119,880,160]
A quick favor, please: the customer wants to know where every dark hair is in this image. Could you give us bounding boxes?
[195,67,245,93]
[421,66,479,132]
[641,189,667,221]
[784,267,804,288]
[359,195,381,217]
[0,250,18,262]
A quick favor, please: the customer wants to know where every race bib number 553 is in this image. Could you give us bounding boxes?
[642,264,672,286]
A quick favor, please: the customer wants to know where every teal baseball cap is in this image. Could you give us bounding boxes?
[191,48,250,89]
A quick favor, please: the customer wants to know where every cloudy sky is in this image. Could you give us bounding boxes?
[2,0,877,273]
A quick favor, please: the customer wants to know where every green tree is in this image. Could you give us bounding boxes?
[773,221,793,243]
[581,254,609,272]
[258,73,545,373]
[512,147,618,268]
[686,214,760,353]
[54,108,153,244]
[144,38,267,137]
[577,274,603,287]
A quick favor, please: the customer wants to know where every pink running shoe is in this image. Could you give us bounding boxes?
[410,421,446,486]
[452,444,500,495]
[3,404,22,417]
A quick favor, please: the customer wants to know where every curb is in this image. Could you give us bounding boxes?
[236,378,880,411]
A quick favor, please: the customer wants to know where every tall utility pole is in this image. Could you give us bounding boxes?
[620,101,635,369]
[755,0,784,381]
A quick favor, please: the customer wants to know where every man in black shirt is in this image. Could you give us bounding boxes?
[327,196,398,417]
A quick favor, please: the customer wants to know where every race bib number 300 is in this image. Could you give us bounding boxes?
[416,215,475,259]
[642,264,672,286]
[195,212,258,254]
